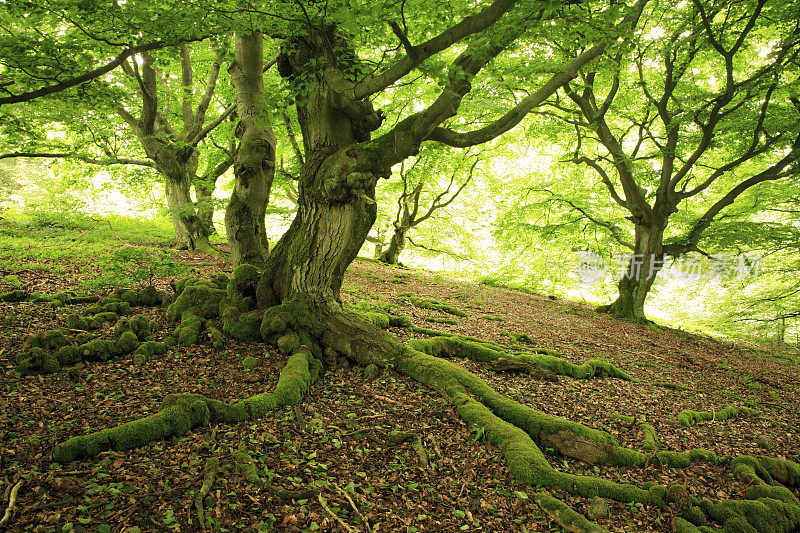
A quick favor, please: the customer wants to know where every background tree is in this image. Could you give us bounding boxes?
[378,147,480,265]
[534,0,800,319]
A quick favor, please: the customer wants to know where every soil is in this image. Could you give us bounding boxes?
[1,251,799,532]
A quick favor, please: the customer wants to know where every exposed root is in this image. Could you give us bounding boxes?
[408,334,633,381]
[534,491,609,533]
[52,347,320,463]
[318,494,357,533]
[676,405,756,426]
[336,483,371,533]
[395,347,800,532]
[0,479,23,527]
[195,456,219,530]
[488,357,560,382]
[387,430,429,468]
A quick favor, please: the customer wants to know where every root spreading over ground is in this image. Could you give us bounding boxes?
[4,260,800,531]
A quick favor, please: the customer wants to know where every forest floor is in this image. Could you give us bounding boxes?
[1,216,799,532]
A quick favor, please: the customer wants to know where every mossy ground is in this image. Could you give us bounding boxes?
[1,228,799,531]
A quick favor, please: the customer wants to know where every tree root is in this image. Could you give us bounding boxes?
[396,348,800,532]
[408,334,633,381]
[0,479,23,527]
[195,456,219,530]
[317,494,357,533]
[52,347,320,463]
[534,491,609,533]
[676,405,756,426]
[387,430,429,468]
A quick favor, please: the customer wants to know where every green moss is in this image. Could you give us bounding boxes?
[222,309,263,342]
[231,264,260,291]
[233,448,261,485]
[209,327,225,349]
[0,290,27,302]
[137,285,164,307]
[364,364,380,381]
[676,405,756,427]
[277,332,301,354]
[702,497,800,532]
[66,313,94,330]
[409,334,632,381]
[242,356,258,370]
[57,345,82,366]
[353,309,390,329]
[210,273,229,290]
[26,329,71,351]
[758,456,800,487]
[134,340,167,361]
[410,326,448,336]
[167,283,225,321]
[115,314,151,338]
[116,331,139,355]
[424,316,458,325]
[116,289,139,306]
[92,311,119,324]
[96,297,132,315]
[407,295,467,317]
[675,518,703,533]
[534,492,611,532]
[17,347,61,374]
[176,313,205,346]
[175,276,201,295]
[79,339,116,361]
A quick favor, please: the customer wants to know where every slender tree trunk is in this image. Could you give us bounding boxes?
[379,224,409,265]
[606,221,665,320]
[194,180,216,235]
[226,31,276,268]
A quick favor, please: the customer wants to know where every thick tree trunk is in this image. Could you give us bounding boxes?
[226,31,275,268]
[379,225,409,265]
[605,222,665,320]
[256,27,385,309]
[165,173,214,252]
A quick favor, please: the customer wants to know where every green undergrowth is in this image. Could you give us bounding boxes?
[53,348,319,463]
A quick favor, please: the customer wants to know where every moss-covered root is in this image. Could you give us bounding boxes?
[534,492,610,533]
[409,334,633,381]
[195,456,219,529]
[398,349,662,504]
[52,348,320,463]
[676,405,756,426]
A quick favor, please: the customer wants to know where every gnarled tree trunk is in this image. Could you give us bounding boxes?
[226,31,275,268]
[379,223,409,265]
[165,172,213,251]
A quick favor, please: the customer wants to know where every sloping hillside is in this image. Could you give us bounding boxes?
[2,235,799,532]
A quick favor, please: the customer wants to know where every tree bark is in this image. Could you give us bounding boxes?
[605,221,666,320]
[379,224,409,265]
[165,173,213,250]
[194,179,216,235]
[257,27,385,309]
[226,31,275,268]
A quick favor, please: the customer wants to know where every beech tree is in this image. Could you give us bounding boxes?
[0,1,234,250]
[536,0,800,319]
[15,1,800,530]
[378,148,480,265]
